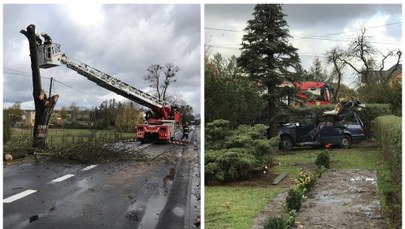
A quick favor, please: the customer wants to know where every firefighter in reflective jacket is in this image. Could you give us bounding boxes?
[41,32,52,45]
[181,122,190,141]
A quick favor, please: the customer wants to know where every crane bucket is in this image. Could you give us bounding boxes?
[37,43,63,69]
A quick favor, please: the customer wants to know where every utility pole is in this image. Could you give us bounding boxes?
[20,24,59,148]
[49,77,54,98]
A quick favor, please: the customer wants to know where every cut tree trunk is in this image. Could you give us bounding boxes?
[21,24,59,148]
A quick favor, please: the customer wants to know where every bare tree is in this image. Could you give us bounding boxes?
[326,47,346,102]
[323,24,402,105]
[145,63,179,101]
[161,63,179,100]
[378,50,402,85]
[145,64,163,99]
[342,26,377,85]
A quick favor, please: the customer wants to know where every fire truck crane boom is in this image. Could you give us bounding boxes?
[60,55,165,110]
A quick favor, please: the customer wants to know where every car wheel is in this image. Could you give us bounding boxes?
[339,135,352,148]
[279,135,293,151]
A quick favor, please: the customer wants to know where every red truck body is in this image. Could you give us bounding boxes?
[280,81,333,106]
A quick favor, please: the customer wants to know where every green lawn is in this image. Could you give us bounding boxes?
[205,186,281,229]
[205,142,401,228]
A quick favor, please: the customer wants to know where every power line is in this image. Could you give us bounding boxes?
[53,78,104,102]
[205,21,401,35]
[205,44,239,51]
[291,36,401,45]
[3,67,104,102]
[3,67,51,79]
[205,27,243,33]
[298,21,402,38]
[205,21,402,44]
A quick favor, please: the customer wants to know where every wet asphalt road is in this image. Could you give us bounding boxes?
[3,129,200,229]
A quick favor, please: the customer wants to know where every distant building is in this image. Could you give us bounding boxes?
[386,64,402,87]
[21,110,65,128]
[22,110,35,127]
[368,64,402,87]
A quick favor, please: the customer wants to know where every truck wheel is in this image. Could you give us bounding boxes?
[279,135,292,151]
[339,135,352,148]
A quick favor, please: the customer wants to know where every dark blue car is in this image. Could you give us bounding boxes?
[278,111,365,151]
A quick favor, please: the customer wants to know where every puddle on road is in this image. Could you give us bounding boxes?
[137,168,176,229]
[172,206,185,217]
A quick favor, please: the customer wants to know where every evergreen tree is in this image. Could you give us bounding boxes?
[237,4,301,136]
[309,56,328,82]
[205,53,264,127]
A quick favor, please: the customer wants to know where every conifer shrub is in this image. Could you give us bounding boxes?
[286,186,305,212]
[315,150,330,169]
[205,120,279,184]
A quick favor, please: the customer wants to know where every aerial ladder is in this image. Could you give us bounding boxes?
[36,37,182,144]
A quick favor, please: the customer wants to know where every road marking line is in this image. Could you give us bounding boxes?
[49,174,75,183]
[81,165,98,171]
[4,189,37,203]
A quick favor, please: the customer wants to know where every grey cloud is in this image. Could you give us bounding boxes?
[283,4,402,38]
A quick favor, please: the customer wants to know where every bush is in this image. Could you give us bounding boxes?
[373,115,401,184]
[265,214,294,229]
[205,149,260,184]
[315,150,330,169]
[287,170,319,212]
[294,170,317,192]
[286,186,305,211]
[264,205,296,229]
[205,119,232,150]
[3,115,12,144]
[265,216,287,229]
[205,120,278,184]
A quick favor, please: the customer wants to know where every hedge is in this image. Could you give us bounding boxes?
[357,104,392,138]
[373,115,402,184]
[280,104,391,138]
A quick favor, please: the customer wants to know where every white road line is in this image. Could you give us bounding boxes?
[4,189,37,203]
[81,165,98,171]
[49,174,75,183]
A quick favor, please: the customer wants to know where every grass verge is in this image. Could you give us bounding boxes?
[205,186,281,229]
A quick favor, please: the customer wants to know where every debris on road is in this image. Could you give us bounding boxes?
[126,200,146,221]
[29,215,39,223]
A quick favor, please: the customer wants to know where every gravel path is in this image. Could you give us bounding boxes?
[294,169,387,229]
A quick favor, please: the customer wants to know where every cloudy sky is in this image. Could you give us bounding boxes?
[3,4,201,114]
[205,4,402,85]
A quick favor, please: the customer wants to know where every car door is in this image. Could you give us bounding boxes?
[295,114,317,143]
[318,115,344,144]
